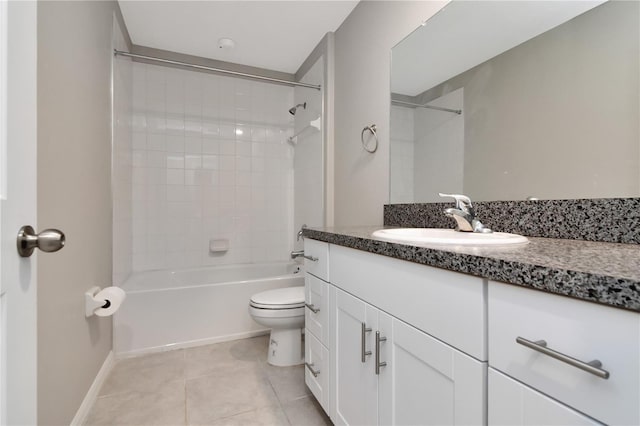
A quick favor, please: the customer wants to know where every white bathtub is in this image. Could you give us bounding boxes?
[113,262,304,356]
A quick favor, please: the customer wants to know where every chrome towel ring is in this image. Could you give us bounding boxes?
[361,124,378,153]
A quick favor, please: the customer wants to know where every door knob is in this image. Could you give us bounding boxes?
[17,225,65,257]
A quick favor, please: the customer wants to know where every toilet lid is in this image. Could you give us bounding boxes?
[250,286,305,309]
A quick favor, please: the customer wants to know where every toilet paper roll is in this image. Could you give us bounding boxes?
[93,286,126,317]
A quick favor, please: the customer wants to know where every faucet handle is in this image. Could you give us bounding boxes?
[297,224,307,241]
[438,193,473,210]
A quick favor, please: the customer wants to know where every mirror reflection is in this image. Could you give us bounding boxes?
[390,1,639,203]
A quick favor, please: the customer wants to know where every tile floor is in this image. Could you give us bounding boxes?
[85,336,333,425]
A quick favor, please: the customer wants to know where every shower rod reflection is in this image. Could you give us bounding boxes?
[391,99,462,115]
[114,50,322,91]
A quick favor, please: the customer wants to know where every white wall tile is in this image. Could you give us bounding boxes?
[166,134,184,152]
[129,63,294,271]
[166,169,184,185]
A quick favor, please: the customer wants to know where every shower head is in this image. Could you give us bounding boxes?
[288,102,306,115]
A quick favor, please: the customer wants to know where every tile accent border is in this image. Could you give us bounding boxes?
[384,198,640,244]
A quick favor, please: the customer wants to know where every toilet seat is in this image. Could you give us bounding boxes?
[250,286,304,310]
[248,305,304,318]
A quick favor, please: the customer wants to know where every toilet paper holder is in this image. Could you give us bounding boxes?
[85,286,125,317]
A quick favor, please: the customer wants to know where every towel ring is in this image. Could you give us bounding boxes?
[361,124,378,153]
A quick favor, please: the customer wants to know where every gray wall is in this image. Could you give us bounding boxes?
[333,1,447,226]
[37,1,118,424]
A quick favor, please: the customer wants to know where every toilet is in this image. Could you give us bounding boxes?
[249,286,305,366]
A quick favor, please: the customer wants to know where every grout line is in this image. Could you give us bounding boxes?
[269,382,292,426]
[183,378,188,426]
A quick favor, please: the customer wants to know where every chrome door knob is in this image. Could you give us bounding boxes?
[17,225,65,257]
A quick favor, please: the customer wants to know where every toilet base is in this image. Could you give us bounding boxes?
[267,328,303,366]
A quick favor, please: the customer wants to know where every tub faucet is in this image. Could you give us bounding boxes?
[438,193,492,233]
[291,250,318,262]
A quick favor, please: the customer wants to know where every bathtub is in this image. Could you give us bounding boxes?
[113,262,304,356]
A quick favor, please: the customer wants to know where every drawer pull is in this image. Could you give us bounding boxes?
[375,331,387,375]
[305,362,320,377]
[361,322,372,362]
[516,337,610,379]
[305,303,320,314]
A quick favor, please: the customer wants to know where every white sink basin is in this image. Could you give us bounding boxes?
[372,228,528,247]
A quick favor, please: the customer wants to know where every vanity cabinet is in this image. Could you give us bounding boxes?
[488,280,640,425]
[304,237,640,425]
[332,287,378,426]
[304,240,487,426]
[332,284,486,426]
[488,368,600,425]
[303,239,331,413]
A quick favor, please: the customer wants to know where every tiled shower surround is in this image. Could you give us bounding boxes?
[131,62,295,271]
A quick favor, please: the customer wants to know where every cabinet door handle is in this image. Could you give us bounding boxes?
[305,362,320,377]
[375,331,387,375]
[305,303,320,314]
[516,337,609,379]
[361,322,372,362]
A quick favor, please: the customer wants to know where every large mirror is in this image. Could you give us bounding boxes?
[390,0,639,203]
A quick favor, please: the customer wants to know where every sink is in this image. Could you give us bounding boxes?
[372,228,528,246]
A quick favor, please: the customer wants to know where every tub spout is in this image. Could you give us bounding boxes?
[290,250,305,259]
[290,250,318,262]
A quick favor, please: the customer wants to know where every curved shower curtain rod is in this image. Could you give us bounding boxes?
[114,50,322,91]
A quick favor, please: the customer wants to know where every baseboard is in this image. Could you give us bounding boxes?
[114,329,270,359]
[70,351,115,426]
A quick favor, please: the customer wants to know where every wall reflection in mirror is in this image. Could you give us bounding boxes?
[389,0,639,203]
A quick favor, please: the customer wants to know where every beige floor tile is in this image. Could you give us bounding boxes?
[100,349,185,396]
[282,396,332,426]
[263,364,310,403]
[205,405,290,426]
[85,379,186,426]
[185,335,269,379]
[186,364,280,424]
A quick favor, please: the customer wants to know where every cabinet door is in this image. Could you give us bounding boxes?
[378,315,486,426]
[489,368,601,425]
[333,288,378,426]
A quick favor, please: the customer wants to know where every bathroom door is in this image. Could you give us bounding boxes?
[0,1,39,424]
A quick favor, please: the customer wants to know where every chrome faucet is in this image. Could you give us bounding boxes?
[438,193,492,233]
[297,224,307,241]
[291,250,305,259]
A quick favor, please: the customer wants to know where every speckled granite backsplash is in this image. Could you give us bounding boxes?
[384,198,640,244]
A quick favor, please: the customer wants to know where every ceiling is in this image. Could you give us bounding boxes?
[118,1,359,74]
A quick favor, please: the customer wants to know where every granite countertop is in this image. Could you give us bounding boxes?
[302,226,640,313]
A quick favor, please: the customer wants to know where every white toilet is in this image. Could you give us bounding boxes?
[249,286,305,366]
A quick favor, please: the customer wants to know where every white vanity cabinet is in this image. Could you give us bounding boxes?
[303,239,331,413]
[304,237,640,425]
[488,280,640,425]
[309,240,487,426]
[378,308,486,426]
[488,368,601,425]
[331,281,486,426]
[332,287,379,426]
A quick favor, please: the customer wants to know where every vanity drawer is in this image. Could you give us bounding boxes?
[488,281,640,425]
[304,239,329,281]
[489,368,600,425]
[305,273,329,346]
[305,331,329,413]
